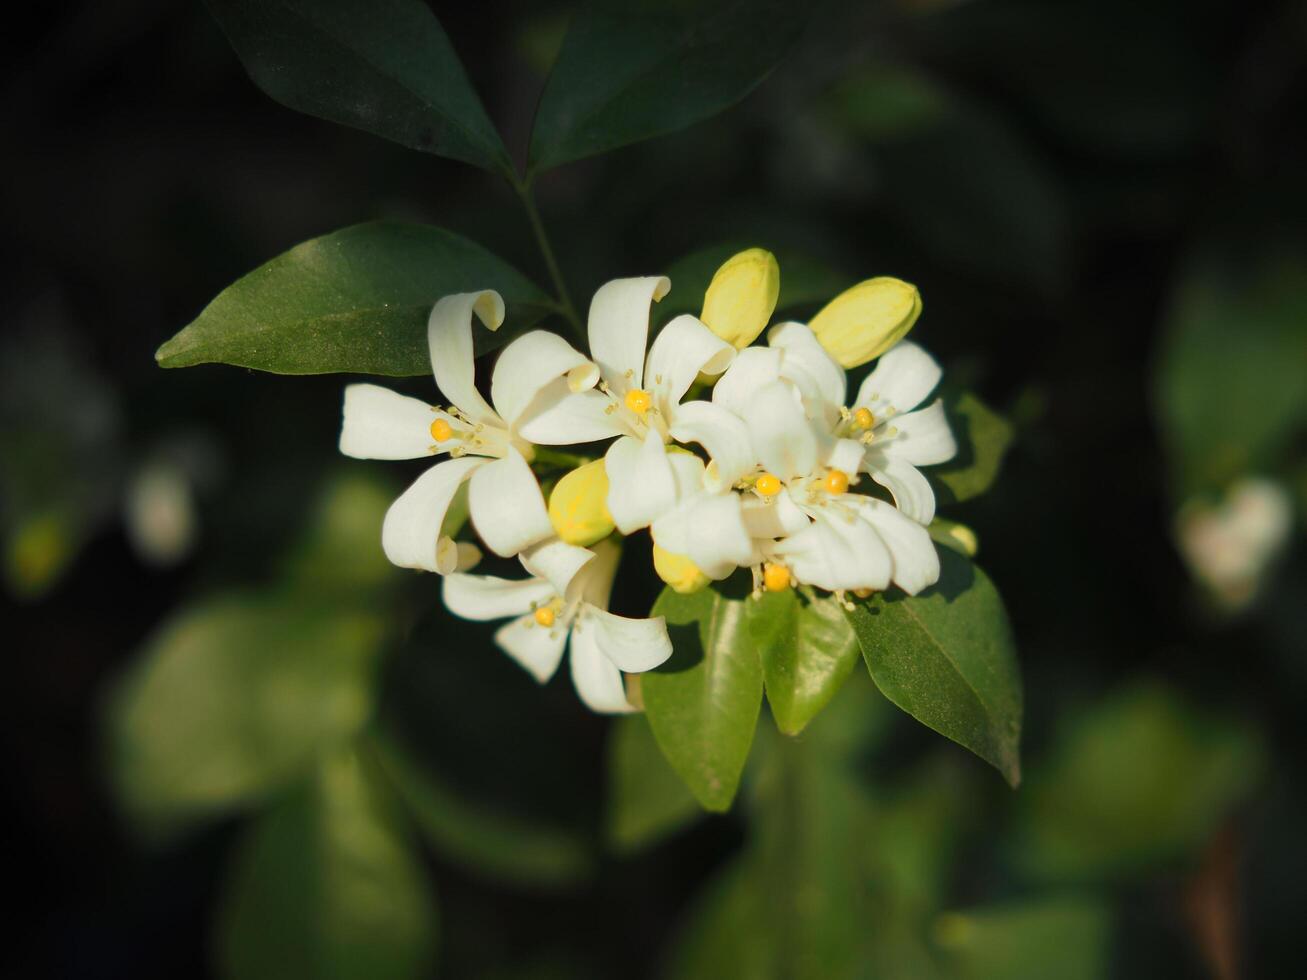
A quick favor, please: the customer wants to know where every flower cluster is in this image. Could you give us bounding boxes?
[339,251,956,712]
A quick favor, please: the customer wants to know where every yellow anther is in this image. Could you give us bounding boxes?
[853,407,875,430]
[763,563,791,592]
[853,588,874,599]
[755,473,782,497]
[429,418,454,442]
[534,606,556,628]
[824,469,850,495]
[625,388,653,414]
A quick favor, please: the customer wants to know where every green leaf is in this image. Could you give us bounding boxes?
[279,470,401,597]
[1013,681,1264,882]
[934,897,1111,980]
[933,388,1014,505]
[643,582,764,812]
[845,549,1022,786]
[106,594,383,829]
[750,589,860,735]
[371,730,592,887]
[606,714,704,852]
[157,222,553,375]
[216,746,436,980]
[205,0,512,174]
[528,0,806,173]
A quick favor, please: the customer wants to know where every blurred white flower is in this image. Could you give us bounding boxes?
[1176,478,1294,610]
[124,460,197,566]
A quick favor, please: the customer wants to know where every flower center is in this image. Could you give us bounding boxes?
[824,469,850,495]
[430,418,454,442]
[763,562,791,592]
[853,407,874,429]
[534,606,556,627]
[624,388,653,414]
[755,473,782,497]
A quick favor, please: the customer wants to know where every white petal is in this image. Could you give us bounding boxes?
[854,340,942,415]
[339,384,446,460]
[712,346,783,417]
[645,314,735,418]
[773,509,892,592]
[382,457,484,573]
[587,276,670,393]
[669,401,757,492]
[585,606,673,673]
[442,573,556,621]
[740,381,820,480]
[846,496,940,595]
[604,432,676,534]
[519,538,596,596]
[652,491,753,577]
[571,536,622,608]
[428,291,504,426]
[515,382,631,445]
[880,399,957,466]
[495,614,569,683]
[826,437,866,477]
[769,321,847,423]
[866,454,937,524]
[568,623,637,714]
[490,330,599,427]
[468,448,554,557]
[742,492,811,539]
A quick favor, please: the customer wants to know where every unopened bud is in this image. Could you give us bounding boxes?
[809,277,921,368]
[547,460,614,547]
[652,545,710,594]
[700,248,780,350]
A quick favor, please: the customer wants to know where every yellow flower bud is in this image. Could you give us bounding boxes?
[699,248,780,350]
[652,545,710,594]
[808,276,922,368]
[547,460,614,547]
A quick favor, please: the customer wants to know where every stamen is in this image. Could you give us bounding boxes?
[763,562,791,592]
[824,469,850,495]
[625,389,653,414]
[853,407,875,429]
[853,588,873,599]
[534,607,556,628]
[755,473,782,497]
[429,418,453,442]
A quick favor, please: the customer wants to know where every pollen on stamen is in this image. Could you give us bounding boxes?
[824,469,850,495]
[763,563,791,592]
[429,418,454,442]
[534,607,556,628]
[625,389,653,414]
[755,473,782,497]
[853,407,875,429]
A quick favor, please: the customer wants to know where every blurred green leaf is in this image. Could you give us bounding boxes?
[1014,681,1265,881]
[751,589,860,735]
[217,746,436,980]
[372,730,592,887]
[1156,247,1307,495]
[157,222,553,376]
[934,896,1111,980]
[107,594,383,828]
[280,470,400,596]
[606,714,703,852]
[205,0,512,174]
[934,388,1014,505]
[826,64,950,142]
[528,0,806,173]
[846,550,1022,786]
[644,583,764,811]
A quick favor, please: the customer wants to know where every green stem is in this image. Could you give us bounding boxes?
[531,447,594,471]
[513,178,583,339]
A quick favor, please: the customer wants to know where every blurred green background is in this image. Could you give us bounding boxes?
[3,0,1306,977]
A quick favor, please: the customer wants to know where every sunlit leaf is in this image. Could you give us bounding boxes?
[750,589,860,735]
[846,550,1022,786]
[606,714,703,852]
[157,222,553,376]
[643,582,763,811]
[933,388,1014,505]
[206,0,512,174]
[216,746,437,980]
[528,0,806,173]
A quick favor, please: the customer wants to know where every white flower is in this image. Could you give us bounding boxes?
[517,277,744,534]
[441,538,672,713]
[1176,477,1293,610]
[339,290,598,573]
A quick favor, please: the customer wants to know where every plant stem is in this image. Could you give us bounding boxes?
[530,447,594,471]
[513,177,583,338]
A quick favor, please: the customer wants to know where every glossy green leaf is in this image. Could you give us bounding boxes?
[606,714,703,852]
[372,730,592,887]
[528,0,806,173]
[845,550,1022,786]
[934,896,1111,980]
[157,222,553,376]
[750,589,860,735]
[106,594,383,829]
[216,747,436,980]
[643,583,764,812]
[1014,681,1264,881]
[933,388,1014,504]
[206,0,512,173]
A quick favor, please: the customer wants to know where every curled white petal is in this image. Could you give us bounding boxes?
[382,457,484,573]
[854,340,942,415]
[769,321,846,424]
[585,606,673,673]
[740,381,820,480]
[826,437,867,477]
[652,491,753,578]
[867,454,937,524]
[881,399,957,466]
[772,509,892,592]
[428,290,503,426]
[515,382,630,445]
[569,622,637,714]
[442,573,556,621]
[742,492,811,539]
[490,330,599,428]
[604,431,677,534]
[645,313,735,419]
[587,276,669,394]
[846,495,940,595]
[520,538,596,596]
[670,400,756,492]
[712,346,783,417]
[468,448,554,557]
[495,613,569,683]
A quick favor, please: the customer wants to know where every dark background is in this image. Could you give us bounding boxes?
[4,0,1306,977]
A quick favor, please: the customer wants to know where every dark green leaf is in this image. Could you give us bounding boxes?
[157,222,553,376]
[528,0,806,173]
[643,583,764,811]
[845,550,1022,786]
[106,594,383,829]
[933,388,1014,504]
[372,730,592,887]
[1013,681,1264,881]
[216,747,436,980]
[934,896,1111,980]
[206,0,512,173]
[750,589,860,735]
[606,714,703,852]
